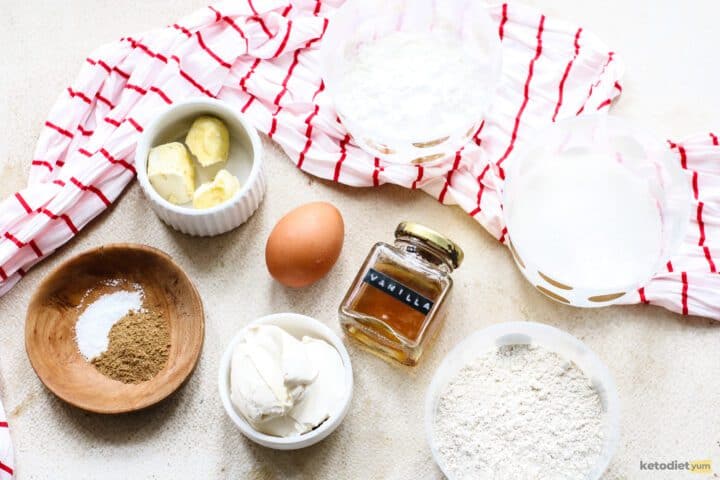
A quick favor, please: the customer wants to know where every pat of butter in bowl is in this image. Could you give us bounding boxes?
[147,115,242,210]
[147,142,195,204]
[186,116,230,167]
[193,169,240,209]
[230,324,346,437]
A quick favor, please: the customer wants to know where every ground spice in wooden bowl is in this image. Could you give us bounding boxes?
[92,310,170,384]
[26,244,204,413]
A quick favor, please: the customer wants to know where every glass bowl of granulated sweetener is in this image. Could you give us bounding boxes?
[319,0,502,164]
[425,322,620,480]
[502,115,691,308]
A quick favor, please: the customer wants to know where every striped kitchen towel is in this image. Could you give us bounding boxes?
[3,0,718,317]
[3,1,719,314]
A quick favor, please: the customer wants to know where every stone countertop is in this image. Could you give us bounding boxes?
[0,1,718,479]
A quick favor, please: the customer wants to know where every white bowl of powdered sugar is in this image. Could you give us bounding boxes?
[319,0,502,164]
[425,322,620,480]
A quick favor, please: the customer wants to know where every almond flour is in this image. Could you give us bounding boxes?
[434,344,605,480]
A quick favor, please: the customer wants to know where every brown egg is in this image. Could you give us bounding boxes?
[265,202,345,288]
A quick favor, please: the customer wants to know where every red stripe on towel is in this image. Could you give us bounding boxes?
[333,134,351,182]
[552,28,582,122]
[681,272,689,315]
[496,15,545,179]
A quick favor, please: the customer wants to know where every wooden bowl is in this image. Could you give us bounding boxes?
[25,244,204,414]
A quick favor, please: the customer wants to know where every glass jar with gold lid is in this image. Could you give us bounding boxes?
[339,222,463,366]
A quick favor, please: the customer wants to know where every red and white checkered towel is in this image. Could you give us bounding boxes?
[0,1,718,474]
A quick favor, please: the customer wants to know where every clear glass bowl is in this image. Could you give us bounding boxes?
[425,321,620,480]
[319,0,502,164]
[503,115,691,307]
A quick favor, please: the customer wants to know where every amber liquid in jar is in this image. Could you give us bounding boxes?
[349,261,443,342]
[339,223,462,366]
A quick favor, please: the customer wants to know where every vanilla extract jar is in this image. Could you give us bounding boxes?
[339,222,463,366]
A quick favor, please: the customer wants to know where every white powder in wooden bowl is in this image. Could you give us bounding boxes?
[434,344,605,480]
[75,289,143,360]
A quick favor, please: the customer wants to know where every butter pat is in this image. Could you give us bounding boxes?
[193,169,241,209]
[185,116,230,167]
[147,142,195,204]
[230,324,345,437]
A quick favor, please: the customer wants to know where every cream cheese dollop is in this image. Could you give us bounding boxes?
[230,324,345,437]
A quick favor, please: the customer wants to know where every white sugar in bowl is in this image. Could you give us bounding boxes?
[503,115,690,307]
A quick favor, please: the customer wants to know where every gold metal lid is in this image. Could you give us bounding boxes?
[394,222,464,268]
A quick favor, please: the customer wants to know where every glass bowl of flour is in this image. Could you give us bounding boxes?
[425,321,620,480]
[503,115,691,307]
[319,0,502,164]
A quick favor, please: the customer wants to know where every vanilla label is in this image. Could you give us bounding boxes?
[363,268,434,315]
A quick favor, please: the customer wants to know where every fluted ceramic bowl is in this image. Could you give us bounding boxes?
[136,98,265,236]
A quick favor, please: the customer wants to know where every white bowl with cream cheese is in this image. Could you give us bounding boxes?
[218,313,353,450]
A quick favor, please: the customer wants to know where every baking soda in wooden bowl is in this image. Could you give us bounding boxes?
[75,287,144,360]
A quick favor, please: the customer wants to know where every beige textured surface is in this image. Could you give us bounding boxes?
[1,1,718,479]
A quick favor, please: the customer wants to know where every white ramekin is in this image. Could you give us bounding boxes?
[425,321,620,480]
[135,98,265,236]
[218,313,354,450]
